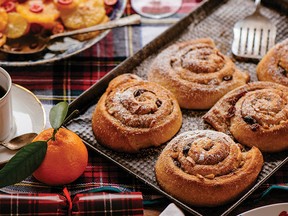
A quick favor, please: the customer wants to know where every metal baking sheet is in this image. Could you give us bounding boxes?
[65,0,288,215]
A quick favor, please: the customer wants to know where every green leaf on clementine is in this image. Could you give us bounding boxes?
[49,101,69,130]
[0,141,47,188]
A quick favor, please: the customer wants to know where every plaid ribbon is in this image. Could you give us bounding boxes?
[1,0,287,215]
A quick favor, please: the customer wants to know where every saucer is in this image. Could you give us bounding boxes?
[238,203,288,216]
[0,84,46,165]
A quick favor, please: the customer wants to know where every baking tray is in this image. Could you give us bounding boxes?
[65,0,288,215]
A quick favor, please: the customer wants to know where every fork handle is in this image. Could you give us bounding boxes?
[49,14,141,40]
[255,0,261,12]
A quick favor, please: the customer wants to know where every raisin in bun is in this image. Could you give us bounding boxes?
[92,73,182,153]
[148,38,249,109]
[155,130,263,207]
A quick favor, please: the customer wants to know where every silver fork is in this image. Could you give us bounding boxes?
[231,0,277,60]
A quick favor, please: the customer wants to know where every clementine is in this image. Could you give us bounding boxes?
[32,128,88,185]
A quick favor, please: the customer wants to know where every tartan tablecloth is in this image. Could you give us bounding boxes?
[0,0,287,215]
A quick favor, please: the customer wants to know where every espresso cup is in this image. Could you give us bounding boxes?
[0,67,13,142]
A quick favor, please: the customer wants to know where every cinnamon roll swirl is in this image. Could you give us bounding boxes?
[147,38,249,109]
[92,74,182,153]
[155,130,263,207]
[203,81,288,152]
[257,39,288,86]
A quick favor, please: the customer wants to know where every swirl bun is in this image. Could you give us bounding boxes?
[155,130,263,207]
[92,74,182,153]
[147,38,249,109]
[203,81,288,152]
[257,39,288,86]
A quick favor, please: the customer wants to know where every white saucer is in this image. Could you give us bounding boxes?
[0,84,46,165]
[238,203,288,216]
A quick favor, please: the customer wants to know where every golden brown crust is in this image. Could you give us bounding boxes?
[92,73,182,153]
[203,81,288,152]
[155,130,263,207]
[257,38,288,86]
[147,38,249,109]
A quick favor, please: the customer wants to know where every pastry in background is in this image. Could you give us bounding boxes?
[92,73,182,153]
[147,38,249,109]
[58,0,109,41]
[155,130,263,207]
[203,81,288,152]
[257,38,288,86]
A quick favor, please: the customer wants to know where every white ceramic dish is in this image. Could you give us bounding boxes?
[0,84,46,165]
[238,203,288,216]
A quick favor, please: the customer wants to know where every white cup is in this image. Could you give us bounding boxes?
[0,67,13,142]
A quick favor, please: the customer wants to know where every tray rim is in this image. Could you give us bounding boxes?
[67,0,288,215]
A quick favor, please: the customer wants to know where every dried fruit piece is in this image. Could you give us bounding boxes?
[2,1,16,12]
[54,0,79,11]
[243,116,257,125]
[182,145,190,156]
[29,2,43,13]
[52,22,64,34]
[57,0,73,5]
[4,12,29,39]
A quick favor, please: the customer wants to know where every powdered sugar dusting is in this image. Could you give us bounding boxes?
[146,39,249,109]
[105,75,179,128]
[166,130,242,177]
